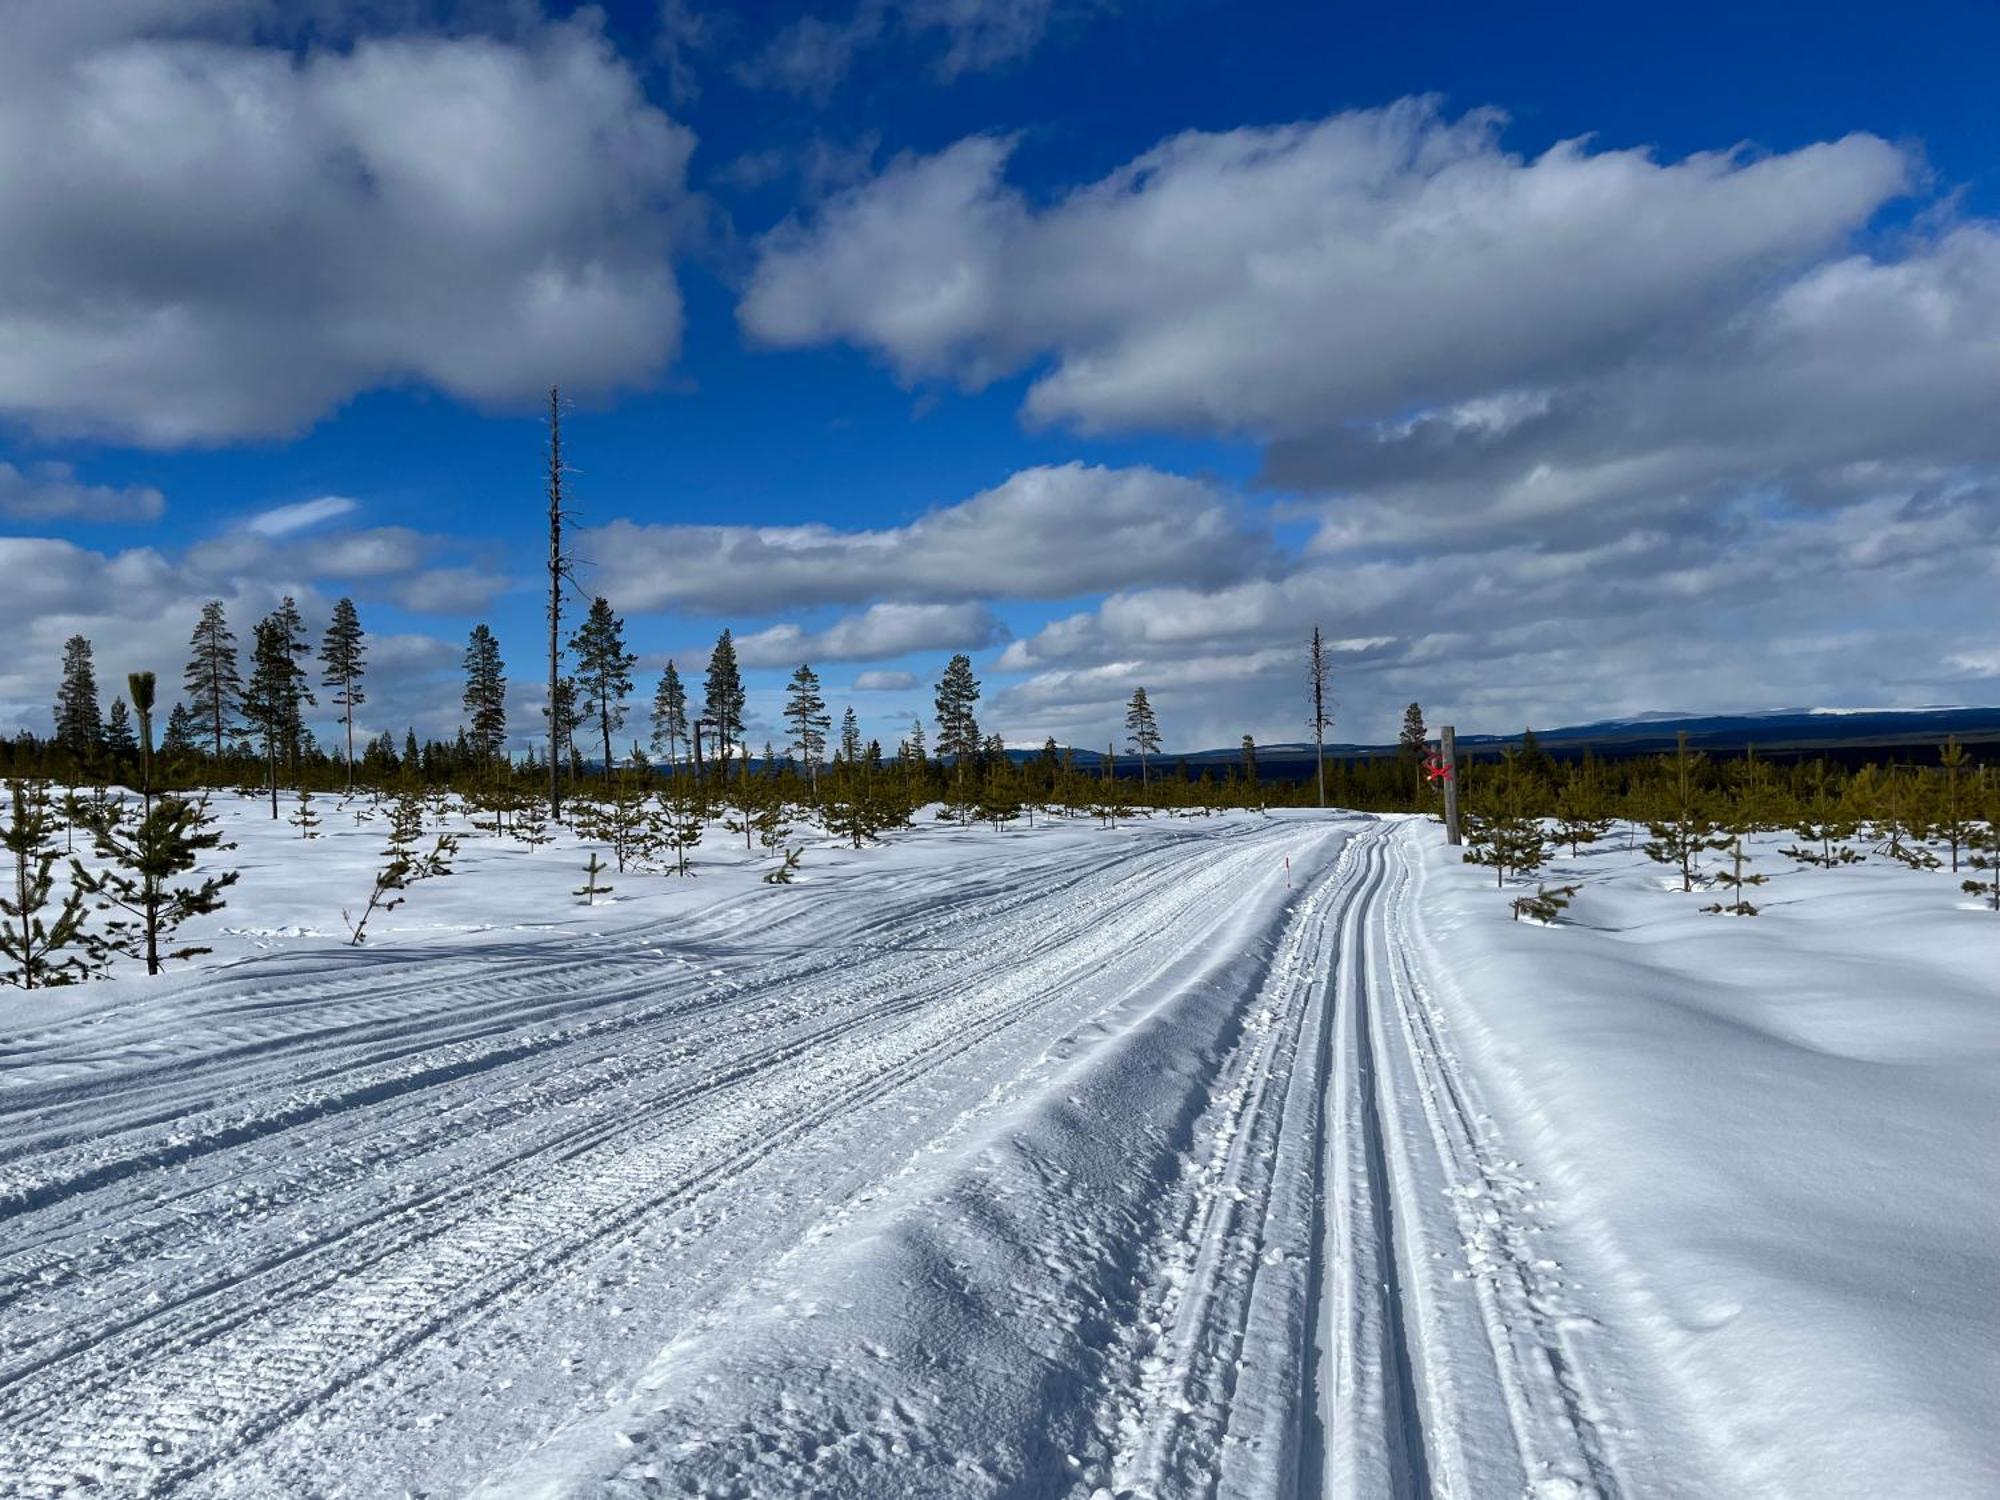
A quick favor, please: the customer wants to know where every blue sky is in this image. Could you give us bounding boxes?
[3,0,1997,754]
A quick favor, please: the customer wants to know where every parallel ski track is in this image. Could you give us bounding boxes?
[0,818,1309,1497]
[1090,823,1628,1499]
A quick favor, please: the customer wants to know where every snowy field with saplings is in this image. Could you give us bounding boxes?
[0,619,1994,1497]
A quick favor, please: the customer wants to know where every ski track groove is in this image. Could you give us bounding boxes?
[0,820,1296,1496]
[0,816,1644,1499]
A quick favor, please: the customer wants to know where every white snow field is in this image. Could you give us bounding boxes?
[0,797,1992,1498]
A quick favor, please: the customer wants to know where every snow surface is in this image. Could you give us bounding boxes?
[0,796,1990,1497]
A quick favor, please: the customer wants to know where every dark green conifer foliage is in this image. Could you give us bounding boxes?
[1937,737,1970,873]
[105,699,136,756]
[2,779,104,988]
[570,597,636,778]
[463,624,508,762]
[184,600,241,758]
[74,795,239,975]
[54,635,103,756]
[785,664,830,797]
[243,608,313,818]
[1511,881,1581,924]
[1643,733,1728,892]
[933,654,981,822]
[1399,702,1427,799]
[651,660,690,771]
[1703,834,1768,916]
[702,628,747,780]
[320,597,367,792]
[1125,687,1161,786]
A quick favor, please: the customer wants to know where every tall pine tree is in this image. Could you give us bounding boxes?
[1124,686,1161,786]
[651,660,689,772]
[271,597,316,783]
[243,606,313,818]
[1307,627,1332,808]
[53,635,103,756]
[320,597,367,793]
[933,653,981,817]
[703,629,746,779]
[463,624,508,762]
[785,664,830,795]
[570,597,635,778]
[183,600,241,759]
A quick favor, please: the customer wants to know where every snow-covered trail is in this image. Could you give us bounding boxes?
[0,815,1689,1497]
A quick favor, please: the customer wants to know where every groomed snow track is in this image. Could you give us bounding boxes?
[0,816,1658,1498]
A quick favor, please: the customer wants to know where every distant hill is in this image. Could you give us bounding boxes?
[1038,705,1999,777]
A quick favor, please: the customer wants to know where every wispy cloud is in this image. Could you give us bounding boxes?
[245,496,359,538]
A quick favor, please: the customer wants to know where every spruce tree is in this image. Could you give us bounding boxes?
[655,778,705,876]
[703,629,747,780]
[1643,733,1728,892]
[183,600,241,759]
[839,705,863,765]
[1399,702,1427,800]
[784,664,830,798]
[105,698,137,756]
[243,606,313,818]
[162,701,199,759]
[1702,832,1769,917]
[1240,735,1258,785]
[1937,737,1970,874]
[1124,687,1162,786]
[570,596,636,779]
[270,596,317,780]
[651,660,690,771]
[320,597,367,793]
[463,624,508,763]
[933,654,981,822]
[73,795,239,975]
[2,779,104,988]
[53,635,103,756]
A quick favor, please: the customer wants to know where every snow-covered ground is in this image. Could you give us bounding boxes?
[0,796,1990,1497]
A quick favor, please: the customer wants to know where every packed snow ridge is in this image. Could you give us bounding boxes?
[0,798,1991,1498]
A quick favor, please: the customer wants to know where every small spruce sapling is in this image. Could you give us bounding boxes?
[1936,738,1970,874]
[1511,882,1581,925]
[344,831,458,946]
[73,795,239,975]
[1702,834,1769,916]
[1642,733,1727,892]
[1782,766,1864,867]
[655,781,705,876]
[752,800,798,883]
[2,779,106,988]
[288,787,322,839]
[1961,796,2000,911]
[575,851,613,906]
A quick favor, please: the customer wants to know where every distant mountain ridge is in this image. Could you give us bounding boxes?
[1046,705,2000,770]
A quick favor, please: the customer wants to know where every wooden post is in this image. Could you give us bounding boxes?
[1441,724,1461,846]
